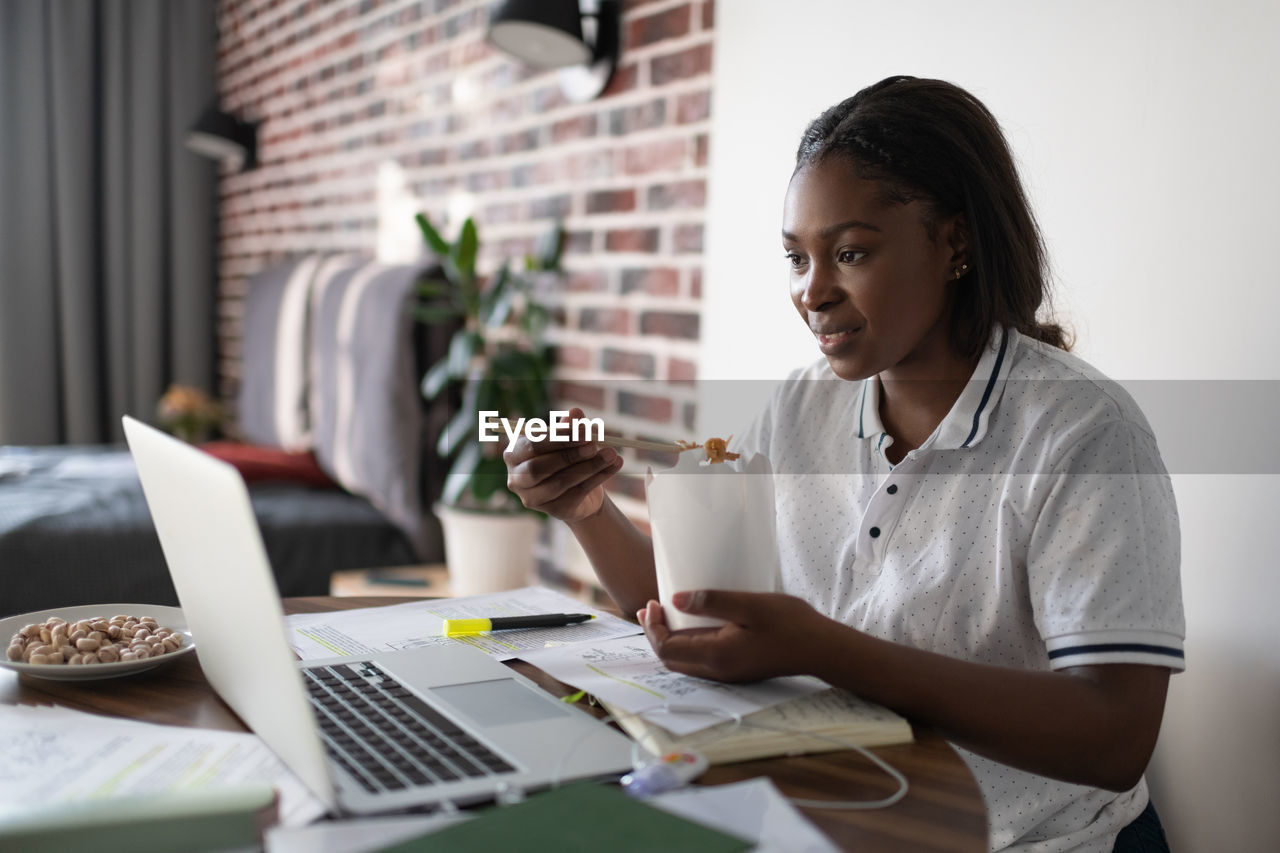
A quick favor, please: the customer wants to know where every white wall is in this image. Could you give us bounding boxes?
[703,2,1280,849]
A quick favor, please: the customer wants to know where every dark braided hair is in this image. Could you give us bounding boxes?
[796,76,1071,357]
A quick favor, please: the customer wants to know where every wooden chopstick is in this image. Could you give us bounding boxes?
[599,435,687,454]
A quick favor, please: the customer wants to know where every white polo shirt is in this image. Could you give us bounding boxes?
[737,327,1185,853]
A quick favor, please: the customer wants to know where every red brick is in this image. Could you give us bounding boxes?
[676,90,711,124]
[647,179,706,211]
[701,0,715,30]
[586,189,636,214]
[556,345,594,370]
[554,381,606,410]
[551,114,597,143]
[608,98,667,135]
[528,194,572,220]
[690,268,702,299]
[567,150,617,181]
[618,391,673,422]
[499,128,539,154]
[668,358,697,382]
[620,267,679,296]
[466,170,508,192]
[623,139,689,175]
[510,161,558,187]
[673,223,704,253]
[626,5,691,50]
[456,139,491,161]
[578,307,630,334]
[605,228,660,253]
[565,230,594,255]
[567,271,609,293]
[640,311,699,339]
[417,147,447,167]
[602,349,656,378]
[601,63,639,98]
[650,42,713,86]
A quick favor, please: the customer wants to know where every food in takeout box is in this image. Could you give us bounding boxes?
[676,436,741,463]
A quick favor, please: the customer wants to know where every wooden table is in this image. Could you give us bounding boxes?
[1,596,987,851]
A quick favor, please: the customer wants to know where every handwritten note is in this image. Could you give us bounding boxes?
[520,636,826,736]
[0,705,326,827]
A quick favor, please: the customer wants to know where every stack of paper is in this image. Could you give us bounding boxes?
[0,704,326,827]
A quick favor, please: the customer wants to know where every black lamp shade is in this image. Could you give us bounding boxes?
[487,0,592,68]
[185,104,258,171]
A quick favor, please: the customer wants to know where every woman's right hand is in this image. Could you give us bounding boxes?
[503,407,624,523]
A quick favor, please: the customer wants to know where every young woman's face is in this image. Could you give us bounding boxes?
[782,157,964,382]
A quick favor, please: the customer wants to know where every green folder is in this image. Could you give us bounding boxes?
[380,781,752,853]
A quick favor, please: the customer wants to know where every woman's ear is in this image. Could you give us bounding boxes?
[946,213,969,267]
[942,213,970,280]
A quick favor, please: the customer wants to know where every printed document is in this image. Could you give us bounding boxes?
[284,585,642,661]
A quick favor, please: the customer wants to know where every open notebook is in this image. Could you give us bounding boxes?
[602,687,913,765]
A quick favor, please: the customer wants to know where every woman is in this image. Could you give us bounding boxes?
[504,77,1182,852]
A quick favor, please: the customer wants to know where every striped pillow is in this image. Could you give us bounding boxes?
[308,261,433,559]
[237,257,321,450]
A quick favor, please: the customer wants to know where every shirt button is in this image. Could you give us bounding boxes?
[869,526,881,538]
[886,484,898,495]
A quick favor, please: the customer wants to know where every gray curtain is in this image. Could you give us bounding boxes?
[0,0,217,445]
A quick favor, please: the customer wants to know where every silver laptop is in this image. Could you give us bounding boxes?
[122,415,633,816]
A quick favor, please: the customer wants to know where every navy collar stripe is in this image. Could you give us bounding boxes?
[1046,643,1184,660]
[961,327,1009,448]
[857,382,866,439]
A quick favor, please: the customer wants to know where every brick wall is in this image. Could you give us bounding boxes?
[215,0,713,555]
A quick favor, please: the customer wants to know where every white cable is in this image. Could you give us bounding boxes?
[724,718,910,810]
[551,698,909,811]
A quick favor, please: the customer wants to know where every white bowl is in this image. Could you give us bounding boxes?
[0,603,194,681]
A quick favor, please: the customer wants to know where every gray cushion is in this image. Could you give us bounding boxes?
[237,257,324,450]
[309,261,435,559]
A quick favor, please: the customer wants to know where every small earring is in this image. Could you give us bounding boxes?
[953,263,969,280]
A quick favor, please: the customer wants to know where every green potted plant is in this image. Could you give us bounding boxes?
[414,213,560,594]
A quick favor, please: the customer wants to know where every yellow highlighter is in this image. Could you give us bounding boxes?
[442,613,595,637]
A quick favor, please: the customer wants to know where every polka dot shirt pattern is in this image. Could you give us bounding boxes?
[736,328,1185,852]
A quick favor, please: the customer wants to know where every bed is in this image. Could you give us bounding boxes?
[0,256,448,619]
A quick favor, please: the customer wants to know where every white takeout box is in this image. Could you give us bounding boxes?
[646,450,780,630]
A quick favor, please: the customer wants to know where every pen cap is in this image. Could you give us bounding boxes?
[441,618,491,637]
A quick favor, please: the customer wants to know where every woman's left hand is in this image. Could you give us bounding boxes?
[638,590,835,683]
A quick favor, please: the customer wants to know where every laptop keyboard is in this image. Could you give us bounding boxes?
[303,662,515,793]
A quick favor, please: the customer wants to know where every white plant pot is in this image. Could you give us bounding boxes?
[434,503,542,596]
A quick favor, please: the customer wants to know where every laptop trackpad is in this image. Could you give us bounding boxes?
[433,679,570,727]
